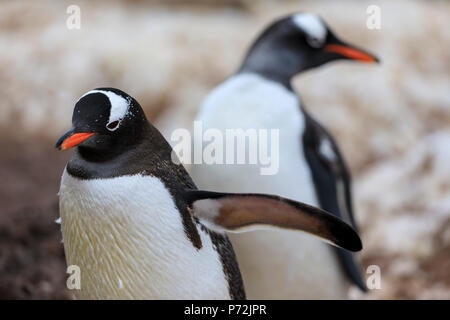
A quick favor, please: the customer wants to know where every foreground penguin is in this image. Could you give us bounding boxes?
[56,88,362,299]
[191,13,379,299]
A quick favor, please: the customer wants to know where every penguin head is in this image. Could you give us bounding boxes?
[240,13,379,83]
[56,88,147,157]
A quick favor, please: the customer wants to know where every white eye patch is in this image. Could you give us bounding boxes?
[292,13,327,47]
[78,89,131,131]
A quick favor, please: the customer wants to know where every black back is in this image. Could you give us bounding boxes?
[302,111,366,291]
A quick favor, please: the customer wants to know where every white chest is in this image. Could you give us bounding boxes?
[192,73,347,299]
[193,73,317,203]
[58,170,230,299]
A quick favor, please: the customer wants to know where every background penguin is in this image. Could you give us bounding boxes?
[191,13,379,299]
[56,87,362,300]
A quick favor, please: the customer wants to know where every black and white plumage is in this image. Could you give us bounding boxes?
[56,88,362,299]
[302,113,365,291]
[191,13,378,299]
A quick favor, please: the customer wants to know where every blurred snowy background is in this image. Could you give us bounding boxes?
[0,0,449,299]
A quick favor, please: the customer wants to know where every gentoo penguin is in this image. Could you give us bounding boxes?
[55,88,362,300]
[191,13,379,299]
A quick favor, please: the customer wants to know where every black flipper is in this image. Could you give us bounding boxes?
[183,189,362,252]
[302,112,367,292]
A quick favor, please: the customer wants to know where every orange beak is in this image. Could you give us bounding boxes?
[56,130,97,150]
[324,44,378,63]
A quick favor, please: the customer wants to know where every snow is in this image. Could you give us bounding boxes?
[1,0,448,299]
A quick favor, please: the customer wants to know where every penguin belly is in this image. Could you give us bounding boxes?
[231,231,347,299]
[58,169,230,300]
[191,73,349,299]
[192,157,348,299]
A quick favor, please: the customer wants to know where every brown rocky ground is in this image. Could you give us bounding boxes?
[0,134,70,299]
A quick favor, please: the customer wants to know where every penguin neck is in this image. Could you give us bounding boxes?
[66,123,175,181]
[65,121,206,252]
[238,44,312,90]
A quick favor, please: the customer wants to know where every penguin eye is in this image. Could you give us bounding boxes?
[306,36,324,48]
[106,120,120,131]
